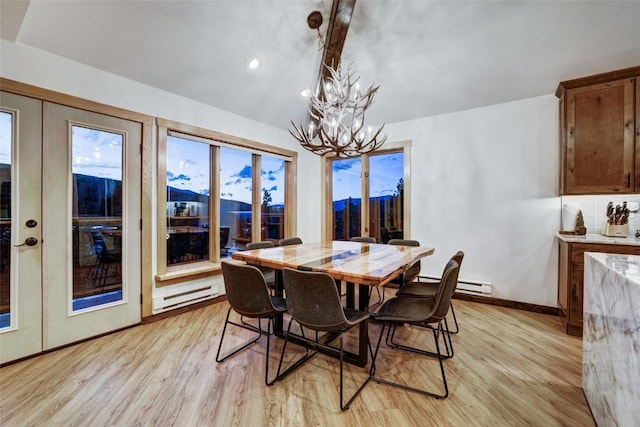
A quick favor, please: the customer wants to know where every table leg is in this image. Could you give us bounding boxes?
[274,269,284,333]
[345,282,355,309]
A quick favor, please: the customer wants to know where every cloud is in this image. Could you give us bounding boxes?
[168,172,191,182]
[262,162,285,181]
[232,165,252,179]
[333,158,360,171]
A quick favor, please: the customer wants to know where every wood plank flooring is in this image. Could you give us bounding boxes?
[0,300,594,426]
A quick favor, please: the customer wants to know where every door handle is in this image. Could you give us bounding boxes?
[15,237,38,247]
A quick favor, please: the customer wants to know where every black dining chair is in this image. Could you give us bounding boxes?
[278,237,303,246]
[368,239,421,306]
[276,268,372,410]
[388,239,422,285]
[396,251,465,334]
[350,236,376,243]
[369,259,460,399]
[246,241,276,294]
[216,262,287,386]
[89,230,122,288]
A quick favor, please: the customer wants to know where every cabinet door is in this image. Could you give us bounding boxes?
[565,78,635,194]
[569,263,584,328]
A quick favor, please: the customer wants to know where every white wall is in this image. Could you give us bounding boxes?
[386,96,561,306]
[1,39,561,307]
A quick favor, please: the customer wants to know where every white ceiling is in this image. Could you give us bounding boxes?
[2,0,640,131]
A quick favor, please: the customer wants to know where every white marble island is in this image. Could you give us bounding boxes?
[583,253,640,426]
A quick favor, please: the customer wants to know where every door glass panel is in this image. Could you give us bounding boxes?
[166,135,211,265]
[72,125,123,311]
[0,111,12,328]
[332,158,362,240]
[220,147,252,252]
[260,156,285,244]
[369,152,404,243]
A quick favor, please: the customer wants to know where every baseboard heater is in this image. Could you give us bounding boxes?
[418,275,493,296]
[152,285,219,314]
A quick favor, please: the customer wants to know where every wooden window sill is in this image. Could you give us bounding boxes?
[155,261,222,285]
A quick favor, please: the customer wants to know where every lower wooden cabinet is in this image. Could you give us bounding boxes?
[558,240,640,336]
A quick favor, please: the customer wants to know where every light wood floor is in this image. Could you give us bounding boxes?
[0,299,594,426]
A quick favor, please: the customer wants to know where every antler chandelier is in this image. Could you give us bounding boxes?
[290,63,386,158]
[289,5,385,158]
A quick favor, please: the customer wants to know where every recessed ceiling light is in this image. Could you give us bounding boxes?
[247,57,261,70]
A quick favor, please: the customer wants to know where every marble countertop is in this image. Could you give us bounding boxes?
[583,252,640,426]
[586,252,640,285]
[556,233,640,246]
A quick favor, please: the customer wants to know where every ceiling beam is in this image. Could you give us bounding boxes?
[316,0,356,83]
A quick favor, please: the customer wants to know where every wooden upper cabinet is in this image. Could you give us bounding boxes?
[557,66,639,194]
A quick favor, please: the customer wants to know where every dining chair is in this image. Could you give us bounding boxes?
[246,241,276,294]
[387,239,422,284]
[369,259,460,399]
[278,237,303,246]
[369,239,421,306]
[89,230,122,288]
[276,268,372,410]
[216,261,287,386]
[350,236,376,243]
[396,251,465,334]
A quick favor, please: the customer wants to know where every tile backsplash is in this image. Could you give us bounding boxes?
[561,194,640,236]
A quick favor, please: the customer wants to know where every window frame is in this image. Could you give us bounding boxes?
[321,141,411,242]
[156,118,297,281]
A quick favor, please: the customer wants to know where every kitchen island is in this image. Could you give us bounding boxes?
[583,252,640,426]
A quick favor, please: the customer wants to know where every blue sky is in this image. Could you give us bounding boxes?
[168,136,285,205]
[333,153,404,201]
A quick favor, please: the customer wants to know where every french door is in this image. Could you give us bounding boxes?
[0,93,141,364]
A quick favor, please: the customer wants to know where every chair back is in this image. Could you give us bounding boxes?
[221,262,276,317]
[282,268,348,332]
[350,236,376,243]
[279,237,303,246]
[246,241,275,250]
[91,231,107,257]
[388,239,421,282]
[430,259,460,321]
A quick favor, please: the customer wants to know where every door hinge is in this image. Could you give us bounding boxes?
[140,294,143,305]
[140,219,143,230]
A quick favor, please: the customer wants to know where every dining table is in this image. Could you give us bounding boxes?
[231,240,435,366]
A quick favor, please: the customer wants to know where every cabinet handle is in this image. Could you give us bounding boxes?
[628,172,631,188]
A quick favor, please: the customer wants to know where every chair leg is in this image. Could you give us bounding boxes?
[371,320,449,399]
[369,287,384,307]
[385,319,454,359]
[340,329,373,410]
[276,319,371,410]
[275,318,314,381]
[215,307,262,363]
[216,310,281,386]
[448,302,460,334]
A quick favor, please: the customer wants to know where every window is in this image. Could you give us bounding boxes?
[166,135,211,267]
[260,155,286,243]
[71,125,124,310]
[326,143,410,243]
[157,119,296,278]
[331,158,362,240]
